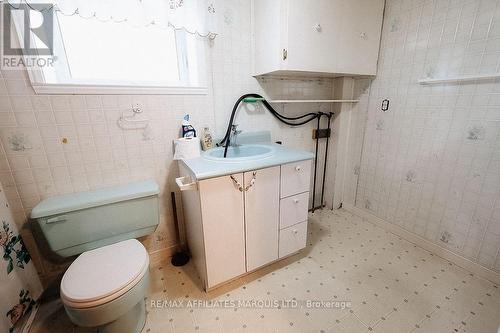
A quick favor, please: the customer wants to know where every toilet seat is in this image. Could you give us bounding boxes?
[61,239,149,309]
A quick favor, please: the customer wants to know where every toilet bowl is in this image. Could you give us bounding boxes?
[60,239,150,333]
[31,181,160,332]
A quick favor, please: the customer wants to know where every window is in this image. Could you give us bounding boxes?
[16,11,207,94]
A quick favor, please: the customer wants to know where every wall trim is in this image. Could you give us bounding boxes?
[148,245,177,266]
[32,84,208,95]
[343,203,500,285]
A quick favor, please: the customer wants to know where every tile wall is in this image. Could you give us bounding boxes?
[351,0,500,273]
[0,0,335,284]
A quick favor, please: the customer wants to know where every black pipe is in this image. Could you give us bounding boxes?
[219,94,318,145]
[220,94,334,212]
[218,94,321,157]
[219,94,251,158]
[320,112,333,207]
[309,205,326,212]
[311,115,321,213]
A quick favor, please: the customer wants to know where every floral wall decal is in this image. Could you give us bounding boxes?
[405,170,416,183]
[208,3,216,14]
[364,199,372,210]
[440,231,452,244]
[168,0,184,9]
[466,125,485,141]
[425,65,436,79]
[223,7,233,25]
[390,17,401,32]
[7,133,32,152]
[376,119,385,131]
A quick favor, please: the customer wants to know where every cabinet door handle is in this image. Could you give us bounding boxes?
[244,171,257,192]
[283,48,288,60]
[46,216,67,224]
[295,166,302,171]
[230,175,244,192]
[230,172,257,192]
[293,199,299,203]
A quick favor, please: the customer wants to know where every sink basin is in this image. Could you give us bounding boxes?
[203,144,275,162]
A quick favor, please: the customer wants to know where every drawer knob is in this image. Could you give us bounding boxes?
[295,166,302,171]
[293,199,299,203]
[293,229,298,234]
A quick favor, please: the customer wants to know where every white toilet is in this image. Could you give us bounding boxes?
[31,181,160,333]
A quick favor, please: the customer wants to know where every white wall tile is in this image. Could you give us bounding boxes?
[353,0,500,273]
[0,0,341,282]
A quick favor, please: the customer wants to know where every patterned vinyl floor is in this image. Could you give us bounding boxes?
[31,209,500,333]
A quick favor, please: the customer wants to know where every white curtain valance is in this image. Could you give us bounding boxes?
[6,0,218,39]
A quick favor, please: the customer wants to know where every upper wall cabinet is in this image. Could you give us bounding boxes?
[252,0,385,77]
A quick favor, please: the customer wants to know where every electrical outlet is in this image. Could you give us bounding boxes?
[381,99,390,112]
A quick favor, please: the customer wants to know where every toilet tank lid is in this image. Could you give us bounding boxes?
[30,180,160,219]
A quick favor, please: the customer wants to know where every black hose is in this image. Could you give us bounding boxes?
[219,94,318,146]
[219,93,324,157]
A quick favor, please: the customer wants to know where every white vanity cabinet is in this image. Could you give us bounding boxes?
[244,166,280,272]
[179,161,311,290]
[278,160,311,258]
[252,0,385,77]
[196,173,246,288]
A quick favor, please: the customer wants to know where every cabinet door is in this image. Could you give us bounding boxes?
[284,0,343,73]
[279,221,308,258]
[336,0,385,75]
[244,166,280,271]
[199,174,246,288]
[283,0,384,75]
[281,160,312,198]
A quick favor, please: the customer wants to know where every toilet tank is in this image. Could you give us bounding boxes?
[31,180,160,257]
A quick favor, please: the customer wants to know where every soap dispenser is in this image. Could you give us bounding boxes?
[201,127,213,151]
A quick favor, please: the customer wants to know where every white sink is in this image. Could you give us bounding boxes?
[203,144,275,162]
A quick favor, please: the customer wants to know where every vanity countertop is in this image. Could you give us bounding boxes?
[180,143,314,180]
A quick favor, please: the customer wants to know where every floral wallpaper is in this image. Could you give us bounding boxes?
[0,181,42,333]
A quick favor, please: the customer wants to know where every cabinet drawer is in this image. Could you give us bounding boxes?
[281,160,312,198]
[280,192,309,229]
[279,221,307,258]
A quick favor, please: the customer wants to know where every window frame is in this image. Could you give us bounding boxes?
[14,10,208,95]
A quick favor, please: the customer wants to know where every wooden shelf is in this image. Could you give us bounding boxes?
[418,73,500,85]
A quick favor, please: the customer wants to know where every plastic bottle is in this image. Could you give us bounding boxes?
[201,127,213,151]
[181,114,197,138]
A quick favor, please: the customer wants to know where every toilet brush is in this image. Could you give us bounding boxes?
[170,192,190,266]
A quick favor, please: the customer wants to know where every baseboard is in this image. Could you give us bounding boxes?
[148,245,177,266]
[343,203,500,285]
